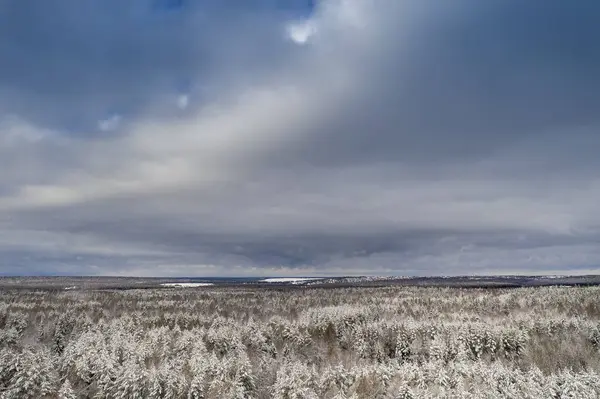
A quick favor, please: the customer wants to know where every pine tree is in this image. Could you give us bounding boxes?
[1,348,59,399]
[58,379,77,399]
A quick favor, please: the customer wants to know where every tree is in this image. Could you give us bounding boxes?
[58,379,77,399]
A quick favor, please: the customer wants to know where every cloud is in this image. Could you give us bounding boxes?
[286,20,318,44]
[1,0,600,276]
[98,114,122,132]
[176,94,190,110]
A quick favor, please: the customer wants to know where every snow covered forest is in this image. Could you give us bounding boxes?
[1,285,600,398]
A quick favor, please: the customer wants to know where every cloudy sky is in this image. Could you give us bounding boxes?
[1,0,599,276]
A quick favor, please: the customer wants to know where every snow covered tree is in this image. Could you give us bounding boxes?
[58,379,77,399]
[0,347,58,399]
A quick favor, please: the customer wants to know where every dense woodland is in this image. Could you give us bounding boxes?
[1,285,600,398]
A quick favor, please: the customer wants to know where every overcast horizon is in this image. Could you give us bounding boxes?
[1,0,600,277]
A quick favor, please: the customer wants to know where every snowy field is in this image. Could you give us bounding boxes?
[261,277,323,284]
[160,283,215,287]
[0,285,599,398]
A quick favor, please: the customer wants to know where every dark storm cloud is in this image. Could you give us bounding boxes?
[1,0,600,276]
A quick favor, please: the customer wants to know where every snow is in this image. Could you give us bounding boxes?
[261,278,323,284]
[64,286,77,290]
[160,283,214,287]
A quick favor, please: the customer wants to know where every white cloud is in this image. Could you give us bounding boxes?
[97,114,122,132]
[286,19,318,44]
[177,94,190,110]
[0,116,51,145]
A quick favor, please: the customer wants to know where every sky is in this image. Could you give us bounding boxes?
[1,0,600,277]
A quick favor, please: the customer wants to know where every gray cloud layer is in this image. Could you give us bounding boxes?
[1,0,600,276]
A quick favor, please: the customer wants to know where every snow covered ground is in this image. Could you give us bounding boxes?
[160,283,214,287]
[261,278,323,284]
